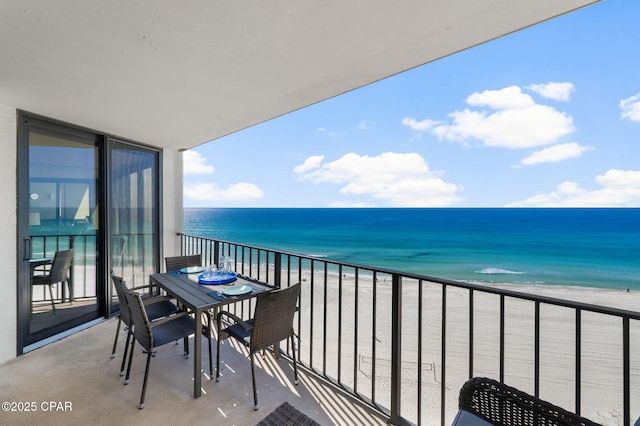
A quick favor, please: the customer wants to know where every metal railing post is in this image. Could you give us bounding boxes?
[575,308,582,416]
[390,273,402,425]
[274,252,282,288]
[623,316,630,426]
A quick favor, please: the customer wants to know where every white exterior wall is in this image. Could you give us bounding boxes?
[161,149,184,264]
[0,105,17,364]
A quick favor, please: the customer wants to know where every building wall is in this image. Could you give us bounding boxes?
[161,149,184,264]
[0,105,17,364]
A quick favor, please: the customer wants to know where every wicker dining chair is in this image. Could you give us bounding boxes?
[110,275,180,376]
[456,377,600,426]
[163,254,215,376]
[123,286,211,409]
[31,248,74,312]
[216,283,301,410]
[164,254,201,272]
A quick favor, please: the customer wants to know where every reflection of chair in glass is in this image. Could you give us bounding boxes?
[123,286,211,409]
[110,275,180,376]
[31,249,74,312]
[164,254,201,272]
[216,283,301,410]
[111,236,128,275]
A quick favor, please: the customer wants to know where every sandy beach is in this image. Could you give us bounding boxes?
[279,266,640,425]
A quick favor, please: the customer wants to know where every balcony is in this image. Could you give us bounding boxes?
[179,234,640,425]
[4,232,639,425]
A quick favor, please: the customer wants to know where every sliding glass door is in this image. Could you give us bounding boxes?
[17,114,160,352]
[18,117,101,348]
[108,140,160,290]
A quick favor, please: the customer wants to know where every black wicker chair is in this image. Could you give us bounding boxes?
[164,254,215,376]
[123,286,210,409]
[110,275,180,376]
[31,248,74,312]
[216,283,301,410]
[455,377,601,426]
[164,254,201,272]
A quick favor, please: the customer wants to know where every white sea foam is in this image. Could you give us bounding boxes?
[475,267,524,275]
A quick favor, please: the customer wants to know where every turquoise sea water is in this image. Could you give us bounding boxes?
[184,208,640,290]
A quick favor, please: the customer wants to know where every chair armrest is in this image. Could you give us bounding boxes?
[129,284,156,292]
[131,282,169,300]
[142,295,173,306]
[216,311,252,331]
[148,311,190,329]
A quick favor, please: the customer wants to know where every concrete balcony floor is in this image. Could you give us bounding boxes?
[0,319,388,426]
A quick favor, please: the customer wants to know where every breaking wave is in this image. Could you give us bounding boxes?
[475,268,524,275]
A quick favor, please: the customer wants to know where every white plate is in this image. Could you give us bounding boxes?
[179,266,204,274]
[222,285,252,296]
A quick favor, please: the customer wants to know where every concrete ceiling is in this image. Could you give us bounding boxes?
[0,1,598,151]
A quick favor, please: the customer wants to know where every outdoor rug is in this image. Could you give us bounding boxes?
[256,401,322,426]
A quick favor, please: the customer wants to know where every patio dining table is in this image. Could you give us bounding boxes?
[149,271,273,398]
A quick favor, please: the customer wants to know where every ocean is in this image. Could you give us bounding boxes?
[184,208,640,291]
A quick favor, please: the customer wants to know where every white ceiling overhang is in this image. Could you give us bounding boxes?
[0,1,598,151]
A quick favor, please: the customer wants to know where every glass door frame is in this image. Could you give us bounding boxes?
[106,137,162,304]
[17,113,106,352]
[17,112,162,354]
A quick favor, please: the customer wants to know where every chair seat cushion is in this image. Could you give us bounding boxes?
[451,409,497,425]
[152,315,196,347]
[145,300,179,322]
[224,319,255,346]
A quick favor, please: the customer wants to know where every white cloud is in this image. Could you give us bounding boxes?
[527,82,574,101]
[358,120,374,130]
[294,152,463,207]
[293,155,324,174]
[183,150,264,204]
[620,93,640,121]
[401,117,438,131]
[183,182,264,203]
[315,126,343,137]
[508,169,640,207]
[520,142,590,166]
[596,169,640,189]
[183,150,214,175]
[404,85,575,149]
[467,85,535,109]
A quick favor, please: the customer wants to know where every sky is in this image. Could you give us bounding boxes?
[183,1,640,208]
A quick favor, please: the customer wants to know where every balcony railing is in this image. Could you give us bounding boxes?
[30,232,155,304]
[179,233,640,426]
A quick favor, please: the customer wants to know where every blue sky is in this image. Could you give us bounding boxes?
[184,1,640,208]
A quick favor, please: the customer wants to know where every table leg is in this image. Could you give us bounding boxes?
[194,309,202,398]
